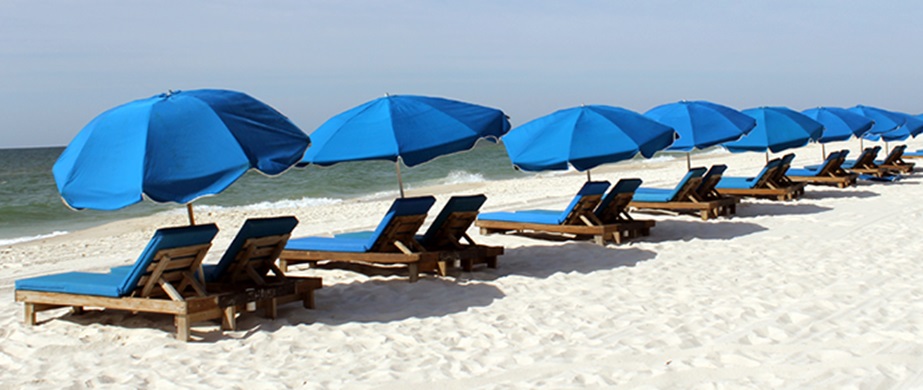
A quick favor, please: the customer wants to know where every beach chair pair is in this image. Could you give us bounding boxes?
[15,217,322,341]
[840,146,896,179]
[280,195,504,283]
[715,154,807,201]
[475,179,655,246]
[874,145,915,174]
[628,167,739,220]
[786,150,858,188]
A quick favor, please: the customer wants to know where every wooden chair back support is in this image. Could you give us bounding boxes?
[695,175,724,201]
[561,194,604,226]
[676,177,705,202]
[223,233,290,285]
[855,147,880,169]
[369,214,428,252]
[882,145,906,165]
[424,211,479,249]
[131,243,212,301]
[596,192,636,222]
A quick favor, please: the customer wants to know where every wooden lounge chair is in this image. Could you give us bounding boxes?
[476,181,637,245]
[197,217,322,329]
[842,146,894,178]
[629,167,737,220]
[787,150,858,188]
[416,195,504,272]
[715,157,805,201]
[874,144,915,174]
[279,196,440,282]
[15,224,227,341]
[108,217,324,330]
[592,178,656,243]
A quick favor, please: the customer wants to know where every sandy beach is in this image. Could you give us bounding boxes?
[2,142,923,388]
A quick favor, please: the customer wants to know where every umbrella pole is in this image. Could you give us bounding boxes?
[821,144,826,159]
[885,141,890,155]
[765,152,769,163]
[395,161,405,198]
[686,153,691,170]
[586,170,592,182]
[186,203,196,225]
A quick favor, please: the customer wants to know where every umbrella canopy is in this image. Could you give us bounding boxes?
[724,107,824,153]
[301,94,510,197]
[848,105,923,141]
[644,100,756,152]
[502,105,677,173]
[801,107,874,143]
[54,89,309,222]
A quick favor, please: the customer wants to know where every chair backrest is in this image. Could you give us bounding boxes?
[418,194,487,249]
[881,144,906,165]
[771,154,796,185]
[558,181,610,225]
[119,224,219,297]
[594,178,642,223]
[695,165,727,200]
[751,158,782,188]
[367,196,437,252]
[207,216,299,284]
[810,150,842,176]
[669,167,707,202]
[830,149,850,175]
[854,146,880,168]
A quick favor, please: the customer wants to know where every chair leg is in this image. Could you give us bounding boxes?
[264,299,278,319]
[175,315,190,341]
[303,290,315,309]
[24,303,36,326]
[222,306,237,331]
[408,263,419,283]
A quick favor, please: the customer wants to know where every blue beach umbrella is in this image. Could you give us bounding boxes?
[645,100,756,168]
[848,105,907,141]
[502,105,677,180]
[801,107,874,143]
[54,89,310,224]
[801,107,875,158]
[301,94,511,197]
[724,107,824,159]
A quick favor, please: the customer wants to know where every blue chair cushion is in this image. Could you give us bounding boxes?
[716,177,757,189]
[477,210,563,225]
[786,167,820,177]
[15,272,127,298]
[285,197,435,254]
[631,188,676,203]
[285,236,370,253]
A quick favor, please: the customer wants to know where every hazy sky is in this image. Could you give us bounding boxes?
[2,1,922,148]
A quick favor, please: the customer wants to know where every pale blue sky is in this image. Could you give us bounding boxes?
[2,1,922,148]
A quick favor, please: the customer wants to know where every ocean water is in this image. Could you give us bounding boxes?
[0,143,529,244]
[0,143,698,245]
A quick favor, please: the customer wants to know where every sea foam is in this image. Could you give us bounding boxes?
[0,231,68,246]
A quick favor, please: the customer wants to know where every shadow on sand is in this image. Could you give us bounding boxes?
[735,202,832,218]
[637,219,767,243]
[801,189,878,200]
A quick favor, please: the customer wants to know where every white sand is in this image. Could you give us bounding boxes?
[2,142,923,388]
